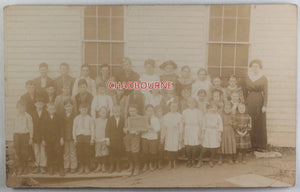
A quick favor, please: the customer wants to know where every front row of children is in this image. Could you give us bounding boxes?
[12,90,252,176]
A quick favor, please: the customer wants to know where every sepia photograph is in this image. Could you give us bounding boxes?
[4,4,297,188]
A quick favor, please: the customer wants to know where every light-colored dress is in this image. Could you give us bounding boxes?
[162,112,183,151]
[94,118,109,157]
[182,108,203,146]
[91,94,114,118]
[202,112,223,148]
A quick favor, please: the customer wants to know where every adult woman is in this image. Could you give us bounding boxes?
[245,59,268,152]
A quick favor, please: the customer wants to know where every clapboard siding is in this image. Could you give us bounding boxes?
[126,5,209,73]
[4,6,83,140]
[250,4,297,147]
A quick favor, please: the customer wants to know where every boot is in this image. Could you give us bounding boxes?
[142,163,149,172]
[133,164,139,176]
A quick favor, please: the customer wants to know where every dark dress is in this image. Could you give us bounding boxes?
[245,75,268,149]
[106,116,125,158]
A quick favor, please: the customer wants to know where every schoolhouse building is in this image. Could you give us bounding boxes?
[4,4,297,147]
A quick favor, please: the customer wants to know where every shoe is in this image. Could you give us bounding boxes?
[209,161,214,168]
[84,166,90,174]
[196,161,202,168]
[102,163,106,173]
[40,167,47,174]
[70,169,76,174]
[78,166,84,174]
[142,164,149,172]
[94,164,102,173]
[32,167,40,174]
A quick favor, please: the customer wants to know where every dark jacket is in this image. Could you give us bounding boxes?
[33,76,55,96]
[75,92,93,115]
[31,109,48,143]
[20,92,36,115]
[43,113,63,144]
[105,116,125,146]
[55,74,75,95]
[62,111,76,141]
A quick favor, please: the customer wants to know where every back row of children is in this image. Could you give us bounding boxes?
[13,58,252,176]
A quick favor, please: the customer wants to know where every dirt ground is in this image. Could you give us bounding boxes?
[8,152,295,188]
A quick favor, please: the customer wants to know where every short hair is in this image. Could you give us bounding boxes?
[16,100,26,108]
[78,79,88,87]
[129,104,138,110]
[145,104,154,111]
[181,65,191,72]
[211,88,223,96]
[81,64,90,70]
[249,59,263,69]
[197,89,207,96]
[144,59,155,67]
[34,96,45,103]
[39,62,48,69]
[123,57,132,65]
[197,68,207,75]
[25,80,35,87]
[63,98,74,106]
[46,102,56,108]
[60,62,69,68]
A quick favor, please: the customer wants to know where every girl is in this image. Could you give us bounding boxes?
[160,60,180,96]
[233,103,252,163]
[161,99,183,169]
[230,91,241,115]
[191,68,211,99]
[141,105,160,171]
[182,97,203,167]
[160,89,178,115]
[220,102,236,164]
[91,83,114,118]
[210,89,224,114]
[179,87,191,113]
[197,89,209,113]
[198,103,223,168]
[212,76,226,101]
[94,107,109,172]
[225,75,244,103]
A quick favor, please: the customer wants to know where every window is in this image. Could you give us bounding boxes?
[208,5,251,80]
[84,6,125,79]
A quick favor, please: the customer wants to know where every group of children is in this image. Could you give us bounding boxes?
[12,59,252,177]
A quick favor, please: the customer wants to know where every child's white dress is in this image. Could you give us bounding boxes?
[162,112,183,151]
[91,94,114,118]
[182,108,203,146]
[94,118,109,157]
[202,112,223,148]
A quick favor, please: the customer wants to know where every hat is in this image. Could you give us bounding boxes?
[159,60,177,70]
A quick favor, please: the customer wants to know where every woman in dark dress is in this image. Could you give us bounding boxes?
[245,59,268,152]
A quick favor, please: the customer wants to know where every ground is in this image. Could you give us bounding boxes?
[7,151,296,188]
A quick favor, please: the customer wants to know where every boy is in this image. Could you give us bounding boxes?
[55,84,77,116]
[62,99,77,173]
[45,82,57,103]
[31,97,47,174]
[73,103,95,174]
[44,103,64,176]
[75,79,93,115]
[106,105,125,173]
[72,64,96,97]
[55,62,75,95]
[20,80,36,115]
[91,83,114,118]
[33,62,54,97]
[123,105,144,175]
[13,100,33,175]
[125,89,145,117]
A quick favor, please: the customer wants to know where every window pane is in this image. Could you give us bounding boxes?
[208,67,221,78]
[238,5,251,17]
[98,43,111,64]
[209,18,222,41]
[223,19,236,41]
[112,43,124,64]
[236,45,249,67]
[84,42,97,65]
[237,19,250,42]
[98,6,110,16]
[84,17,96,40]
[222,44,235,67]
[224,5,237,17]
[210,5,223,17]
[112,6,124,16]
[208,44,221,67]
[111,18,124,40]
[221,68,234,78]
[98,18,110,40]
[84,6,96,17]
